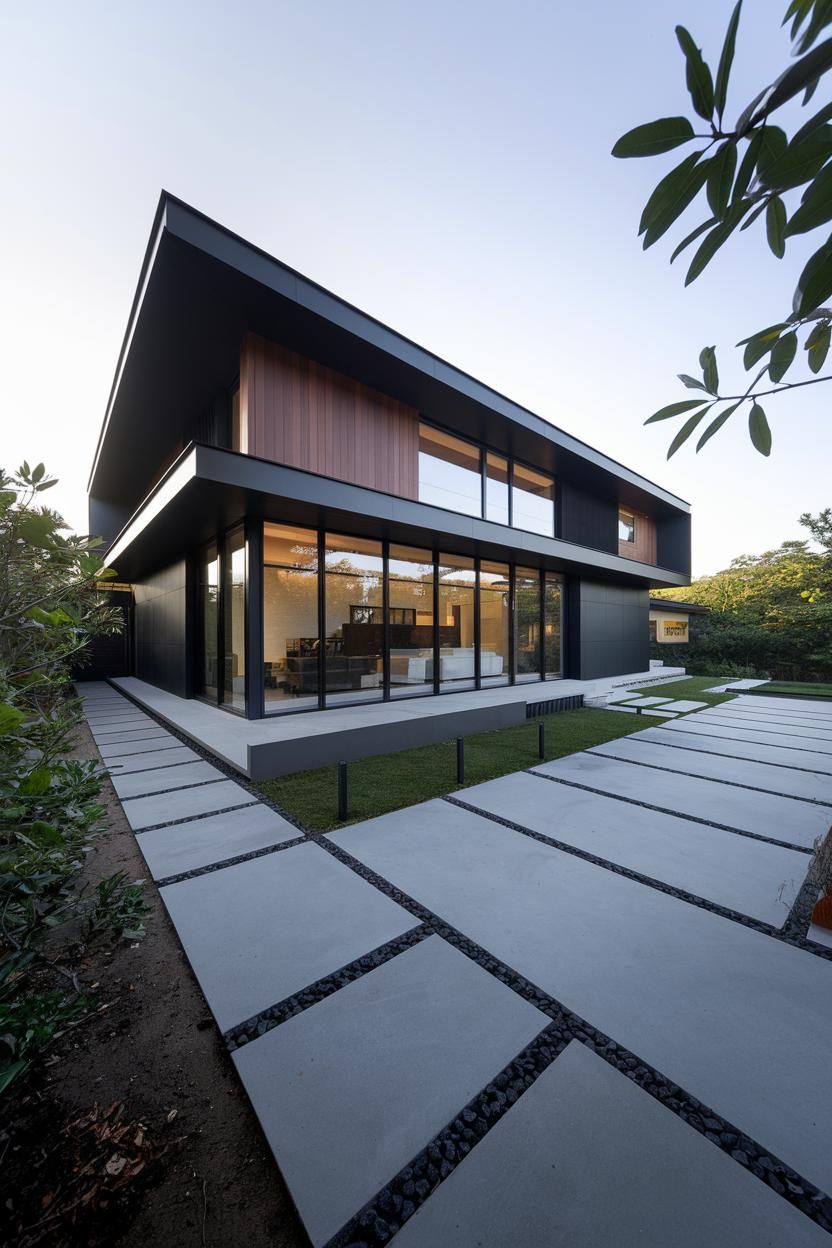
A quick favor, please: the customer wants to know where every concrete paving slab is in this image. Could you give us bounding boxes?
[330,801,832,1193]
[136,803,299,879]
[394,1040,828,1248]
[94,727,172,745]
[112,760,224,800]
[700,707,832,735]
[733,694,832,717]
[683,712,832,744]
[97,735,181,759]
[633,724,832,773]
[121,780,255,831]
[659,717,832,760]
[658,699,708,712]
[591,736,832,805]
[84,704,146,717]
[460,771,807,925]
[103,745,201,773]
[89,715,157,734]
[531,753,829,848]
[612,695,672,706]
[233,935,547,1246]
[161,841,416,1032]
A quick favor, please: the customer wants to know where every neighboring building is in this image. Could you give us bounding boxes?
[87,193,692,721]
[649,599,709,645]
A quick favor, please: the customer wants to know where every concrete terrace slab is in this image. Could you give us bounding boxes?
[112,759,224,800]
[233,935,548,1247]
[530,752,829,848]
[591,736,832,805]
[120,779,255,832]
[104,745,201,773]
[161,841,417,1031]
[659,717,832,760]
[98,735,182,759]
[658,698,708,712]
[459,771,807,925]
[633,724,832,774]
[136,803,299,880]
[395,1041,828,1248]
[330,801,832,1193]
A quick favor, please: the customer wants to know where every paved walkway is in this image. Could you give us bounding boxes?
[77,682,832,1246]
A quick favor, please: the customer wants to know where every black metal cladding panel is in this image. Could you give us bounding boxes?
[578,582,649,679]
[558,481,617,555]
[133,560,188,697]
[657,511,692,579]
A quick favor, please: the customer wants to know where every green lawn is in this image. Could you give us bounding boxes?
[625,675,737,707]
[257,707,653,833]
[753,681,832,701]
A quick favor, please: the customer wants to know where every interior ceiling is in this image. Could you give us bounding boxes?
[92,224,685,523]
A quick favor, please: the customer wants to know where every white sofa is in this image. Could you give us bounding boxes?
[388,648,503,683]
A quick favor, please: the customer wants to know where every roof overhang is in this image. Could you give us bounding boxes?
[106,443,690,590]
[89,192,690,524]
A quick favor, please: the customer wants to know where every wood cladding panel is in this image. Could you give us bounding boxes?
[240,333,419,498]
[618,510,657,564]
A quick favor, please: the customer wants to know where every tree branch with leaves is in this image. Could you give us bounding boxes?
[614,0,832,457]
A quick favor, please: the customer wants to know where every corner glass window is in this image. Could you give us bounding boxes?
[222,526,246,711]
[418,424,482,517]
[618,509,635,543]
[512,464,555,537]
[485,453,509,525]
[263,523,319,715]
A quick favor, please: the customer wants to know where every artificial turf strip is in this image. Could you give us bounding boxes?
[257,707,657,833]
[755,681,832,701]
[633,675,738,707]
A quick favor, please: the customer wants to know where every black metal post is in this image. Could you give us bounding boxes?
[338,760,348,820]
[456,736,465,785]
[538,720,545,760]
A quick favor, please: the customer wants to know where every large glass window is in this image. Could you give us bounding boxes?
[325,535,384,705]
[198,543,220,702]
[438,554,476,691]
[223,527,246,711]
[512,464,555,536]
[544,573,562,679]
[418,424,482,517]
[263,523,320,714]
[515,568,541,682]
[388,545,434,698]
[479,561,510,686]
[485,453,509,525]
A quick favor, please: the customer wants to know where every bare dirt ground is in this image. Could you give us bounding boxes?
[1,720,307,1248]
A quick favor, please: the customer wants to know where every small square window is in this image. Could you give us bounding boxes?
[618,509,635,543]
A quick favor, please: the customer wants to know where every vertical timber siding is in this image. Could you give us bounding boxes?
[619,510,657,564]
[240,332,419,497]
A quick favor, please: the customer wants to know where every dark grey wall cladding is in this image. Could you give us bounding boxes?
[89,494,132,548]
[558,482,617,555]
[133,559,189,696]
[577,581,649,679]
[657,510,692,578]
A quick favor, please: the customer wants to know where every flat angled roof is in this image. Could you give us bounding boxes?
[89,191,690,515]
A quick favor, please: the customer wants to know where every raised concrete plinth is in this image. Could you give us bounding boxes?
[233,935,547,1246]
[331,800,832,1193]
[160,841,417,1031]
[394,1041,829,1248]
[531,752,830,848]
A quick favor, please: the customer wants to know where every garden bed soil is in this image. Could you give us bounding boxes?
[0,720,305,1248]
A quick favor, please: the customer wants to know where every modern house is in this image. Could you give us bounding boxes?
[88,193,691,725]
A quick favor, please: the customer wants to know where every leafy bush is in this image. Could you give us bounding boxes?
[0,463,148,1096]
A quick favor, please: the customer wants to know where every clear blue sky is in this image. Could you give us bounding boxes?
[1,0,829,575]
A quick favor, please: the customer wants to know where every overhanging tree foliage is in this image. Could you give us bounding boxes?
[614,0,832,458]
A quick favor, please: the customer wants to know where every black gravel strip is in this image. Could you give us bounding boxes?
[528,768,814,855]
[617,733,832,778]
[318,835,832,1243]
[119,776,229,802]
[132,800,260,833]
[585,747,832,807]
[224,925,431,1052]
[153,835,308,889]
[446,796,832,963]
